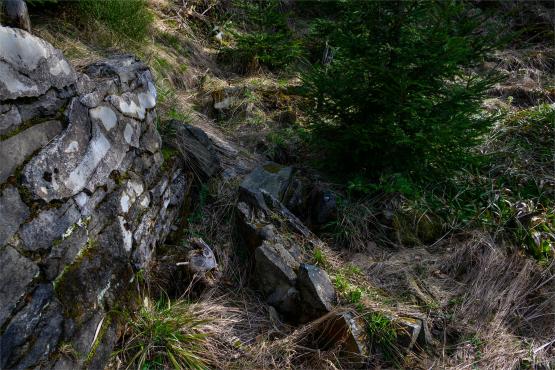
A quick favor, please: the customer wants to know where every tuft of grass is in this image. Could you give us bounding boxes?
[116,297,212,370]
[76,0,153,41]
[363,312,399,363]
[312,247,328,267]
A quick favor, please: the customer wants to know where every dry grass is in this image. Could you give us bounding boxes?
[438,232,555,369]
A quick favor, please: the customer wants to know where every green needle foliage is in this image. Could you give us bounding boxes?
[302,0,505,181]
[222,0,304,70]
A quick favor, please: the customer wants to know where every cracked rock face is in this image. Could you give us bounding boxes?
[0,27,187,369]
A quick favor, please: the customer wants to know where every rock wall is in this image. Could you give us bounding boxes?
[0,26,188,369]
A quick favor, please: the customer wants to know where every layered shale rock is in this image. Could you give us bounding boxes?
[0,26,188,369]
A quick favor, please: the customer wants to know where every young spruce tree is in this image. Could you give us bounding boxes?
[302,0,502,182]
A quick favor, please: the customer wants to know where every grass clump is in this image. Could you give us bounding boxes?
[76,0,152,41]
[363,312,399,362]
[116,297,216,369]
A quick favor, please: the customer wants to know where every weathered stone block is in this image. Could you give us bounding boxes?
[0,284,63,370]
[0,246,39,327]
[0,26,76,100]
[19,200,81,251]
[0,105,22,136]
[0,186,29,246]
[0,120,63,183]
[297,263,336,318]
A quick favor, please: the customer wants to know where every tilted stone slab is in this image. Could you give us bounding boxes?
[0,120,63,183]
[19,200,81,251]
[0,186,29,246]
[0,246,39,327]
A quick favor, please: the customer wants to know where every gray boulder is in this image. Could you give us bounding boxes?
[236,167,337,323]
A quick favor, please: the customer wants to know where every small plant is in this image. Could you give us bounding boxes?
[116,297,211,370]
[312,247,328,267]
[364,312,399,363]
[332,270,365,305]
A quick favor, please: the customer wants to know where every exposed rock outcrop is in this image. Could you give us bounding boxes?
[236,165,336,323]
[0,26,187,369]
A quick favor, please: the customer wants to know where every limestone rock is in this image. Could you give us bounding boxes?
[0,246,39,327]
[0,26,76,100]
[0,28,186,369]
[19,200,81,251]
[17,88,67,122]
[0,120,63,183]
[0,105,22,136]
[255,241,302,315]
[0,284,63,370]
[0,186,29,246]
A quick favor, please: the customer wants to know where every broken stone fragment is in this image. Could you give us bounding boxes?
[140,121,162,154]
[0,105,22,136]
[314,311,369,367]
[0,186,29,246]
[165,119,221,179]
[17,89,67,122]
[239,163,295,211]
[254,240,302,316]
